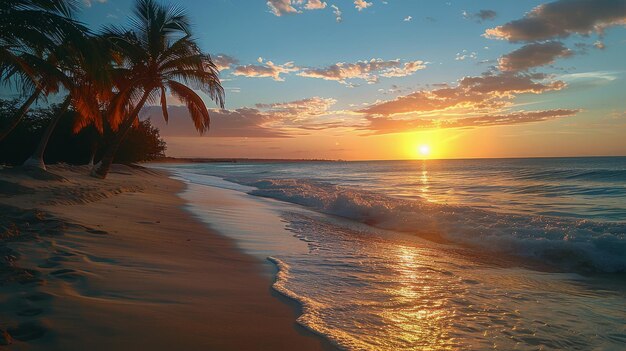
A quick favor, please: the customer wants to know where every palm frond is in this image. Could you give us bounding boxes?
[160,86,168,123]
[167,80,210,134]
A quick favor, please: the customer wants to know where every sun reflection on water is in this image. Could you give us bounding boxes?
[376,245,457,350]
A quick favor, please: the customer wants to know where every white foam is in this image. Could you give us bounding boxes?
[251,179,626,273]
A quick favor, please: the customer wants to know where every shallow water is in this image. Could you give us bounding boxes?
[154,158,626,350]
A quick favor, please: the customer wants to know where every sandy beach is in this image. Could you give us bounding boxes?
[0,165,336,350]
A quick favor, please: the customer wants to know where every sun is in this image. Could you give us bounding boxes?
[417,144,430,158]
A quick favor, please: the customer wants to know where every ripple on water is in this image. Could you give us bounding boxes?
[270,212,626,351]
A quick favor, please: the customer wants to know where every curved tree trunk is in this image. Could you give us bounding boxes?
[91,90,152,179]
[23,96,72,170]
[0,87,43,142]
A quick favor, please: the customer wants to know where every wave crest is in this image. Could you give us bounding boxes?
[251,179,626,273]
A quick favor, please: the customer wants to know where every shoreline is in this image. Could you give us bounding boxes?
[0,164,337,350]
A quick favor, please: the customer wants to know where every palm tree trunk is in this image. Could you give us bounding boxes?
[0,87,43,142]
[23,96,72,170]
[88,141,97,166]
[91,90,152,179]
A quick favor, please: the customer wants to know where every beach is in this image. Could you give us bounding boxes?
[0,165,336,350]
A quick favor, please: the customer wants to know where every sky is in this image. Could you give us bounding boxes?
[29,1,626,159]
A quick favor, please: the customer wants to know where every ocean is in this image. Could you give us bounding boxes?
[155,157,626,350]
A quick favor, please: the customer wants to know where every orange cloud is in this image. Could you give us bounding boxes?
[362,109,580,135]
[356,71,578,135]
[266,0,299,16]
[304,0,326,10]
[354,0,372,11]
[361,72,566,117]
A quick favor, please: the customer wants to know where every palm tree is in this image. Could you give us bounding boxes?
[22,36,114,169]
[91,0,224,178]
[0,0,86,141]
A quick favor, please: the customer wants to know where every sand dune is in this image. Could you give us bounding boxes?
[0,165,336,350]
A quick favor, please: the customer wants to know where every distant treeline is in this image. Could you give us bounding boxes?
[0,99,165,166]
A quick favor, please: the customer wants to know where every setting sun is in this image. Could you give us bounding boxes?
[418,145,431,158]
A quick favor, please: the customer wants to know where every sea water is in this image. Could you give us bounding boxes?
[155,157,626,350]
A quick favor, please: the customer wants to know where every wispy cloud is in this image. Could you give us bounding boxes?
[142,97,341,138]
[298,58,426,84]
[331,4,342,22]
[267,0,337,17]
[232,57,298,81]
[361,109,579,135]
[355,70,577,134]
[455,50,477,61]
[462,9,497,22]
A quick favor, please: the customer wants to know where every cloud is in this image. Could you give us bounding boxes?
[212,54,239,71]
[267,0,300,16]
[255,97,337,120]
[463,9,497,22]
[455,50,477,61]
[594,40,606,49]
[143,106,289,138]
[498,41,573,71]
[331,5,342,22]
[304,0,327,10]
[225,57,425,83]
[355,70,578,135]
[298,58,426,84]
[266,0,333,16]
[232,58,298,81]
[354,0,372,11]
[485,0,626,42]
[360,72,566,117]
[362,109,579,135]
[142,97,339,138]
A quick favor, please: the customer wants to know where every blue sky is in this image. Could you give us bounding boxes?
[15,1,626,158]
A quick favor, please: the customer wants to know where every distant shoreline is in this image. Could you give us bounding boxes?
[151,157,346,163]
[151,155,626,164]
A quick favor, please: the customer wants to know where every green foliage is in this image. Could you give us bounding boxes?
[115,120,167,164]
[0,99,166,165]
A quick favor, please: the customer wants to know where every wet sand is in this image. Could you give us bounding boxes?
[0,164,336,350]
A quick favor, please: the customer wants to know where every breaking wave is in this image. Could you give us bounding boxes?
[249,178,626,273]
